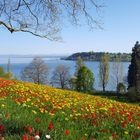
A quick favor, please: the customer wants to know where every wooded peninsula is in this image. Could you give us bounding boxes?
[64,52,131,61]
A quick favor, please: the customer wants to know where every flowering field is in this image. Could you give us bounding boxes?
[0,79,140,140]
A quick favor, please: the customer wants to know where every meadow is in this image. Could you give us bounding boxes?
[0,79,140,140]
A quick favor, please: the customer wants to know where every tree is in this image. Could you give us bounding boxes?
[51,64,70,89]
[76,66,94,92]
[99,54,109,92]
[21,57,48,84]
[0,0,103,40]
[75,56,84,76]
[112,55,124,91]
[69,76,77,90]
[70,56,84,90]
[0,67,10,79]
[128,41,140,93]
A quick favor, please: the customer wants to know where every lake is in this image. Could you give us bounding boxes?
[0,56,130,91]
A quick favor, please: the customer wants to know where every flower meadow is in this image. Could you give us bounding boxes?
[0,79,140,140]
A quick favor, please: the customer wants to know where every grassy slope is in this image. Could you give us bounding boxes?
[0,79,140,140]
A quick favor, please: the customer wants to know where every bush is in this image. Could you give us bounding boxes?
[127,87,140,102]
[117,83,126,94]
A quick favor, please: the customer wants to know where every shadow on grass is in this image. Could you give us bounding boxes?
[89,91,140,105]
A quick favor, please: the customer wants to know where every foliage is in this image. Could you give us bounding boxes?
[128,41,140,93]
[117,83,126,94]
[51,64,70,89]
[69,76,77,90]
[69,56,85,91]
[76,66,94,92]
[99,54,109,92]
[0,79,140,139]
[0,0,102,40]
[21,57,48,85]
[65,52,131,62]
[0,67,12,79]
[127,87,140,102]
[75,56,84,77]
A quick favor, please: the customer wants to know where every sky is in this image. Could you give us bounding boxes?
[0,0,140,55]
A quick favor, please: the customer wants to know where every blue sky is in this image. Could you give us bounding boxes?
[0,0,140,55]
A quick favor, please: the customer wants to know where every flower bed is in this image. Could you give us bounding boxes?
[0,79,140,139]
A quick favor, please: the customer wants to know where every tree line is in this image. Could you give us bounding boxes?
[65,52,131,62]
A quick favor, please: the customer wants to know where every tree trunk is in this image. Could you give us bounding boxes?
[103,84,105,92]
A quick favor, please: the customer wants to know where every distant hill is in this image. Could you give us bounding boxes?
[64,52,131,62]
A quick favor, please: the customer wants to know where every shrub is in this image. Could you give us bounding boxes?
[127,87,140,102]
[117,83,126,94]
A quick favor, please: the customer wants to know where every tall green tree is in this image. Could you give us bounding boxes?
[75,56,84,76]
[69,56,84,91]
[128,41,140,93]
[76,66,94,93]
[99,54,109,92]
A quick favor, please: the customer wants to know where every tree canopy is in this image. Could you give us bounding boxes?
[0,0,103,40]
[51,64,70,89]
[76,66,94,92]
[128,41,140,93]
[21,57,48,84]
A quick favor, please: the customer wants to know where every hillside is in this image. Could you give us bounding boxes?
[0,79,140,139]
[64,52,131,61]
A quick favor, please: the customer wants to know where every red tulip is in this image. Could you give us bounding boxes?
[0,124,4,137]
[29,136,34,140]
[22,134,28,140]
[27,127,33,135]
[65,130,70,136]
[48,122,53,131]
[35,130,39,136]
[35,118,41,123]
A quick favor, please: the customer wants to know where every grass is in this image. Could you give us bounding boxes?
[0,79,140,140]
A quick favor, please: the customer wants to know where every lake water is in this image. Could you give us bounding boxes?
[0,56,130,91]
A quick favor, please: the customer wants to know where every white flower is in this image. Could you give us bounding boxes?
[35,135,40,139]
[46,135,51,139]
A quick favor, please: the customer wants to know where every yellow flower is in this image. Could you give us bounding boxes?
[16,102,21,105]
[1,104,5,107]
[124,131,128,135]
[27,98,31,102]
[22,103,27,107]
[65,117,69,121]
[99,107,108,111]
[32,110,37,114]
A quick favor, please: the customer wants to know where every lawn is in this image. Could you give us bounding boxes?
[0,79,140,140]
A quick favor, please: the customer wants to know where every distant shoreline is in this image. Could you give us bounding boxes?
[63,52,131,62]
